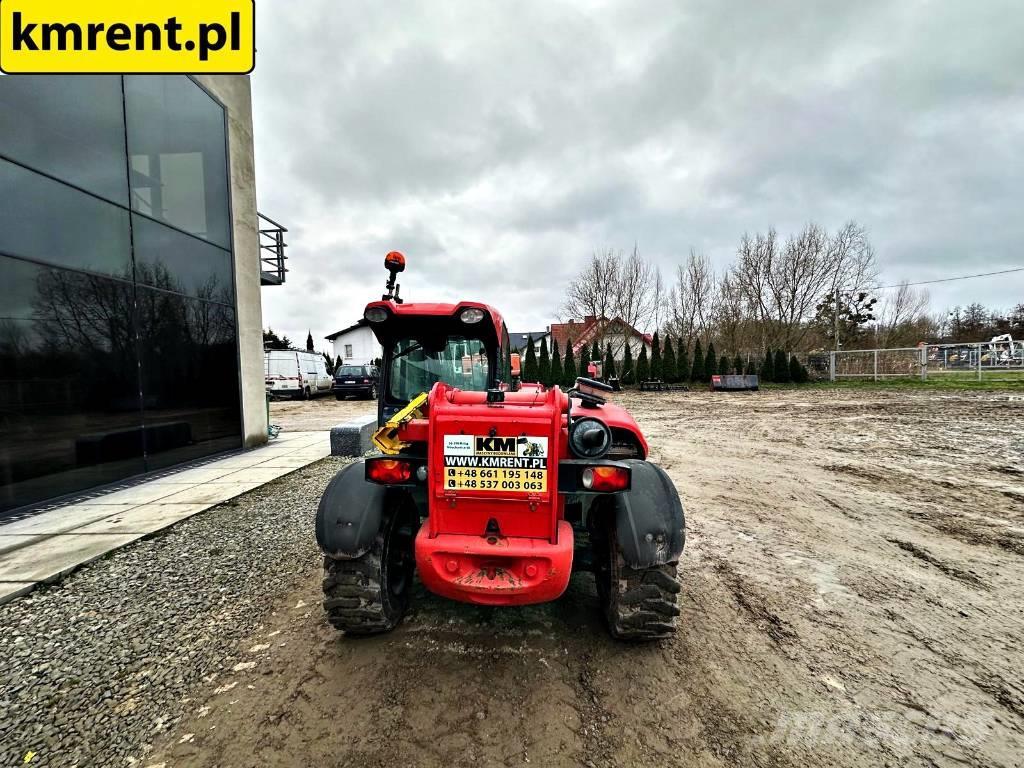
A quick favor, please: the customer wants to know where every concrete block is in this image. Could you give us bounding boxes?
[217,466,300,484]
[0,535,45,555]
[152,481,263,506]
[331,416,378,457]
[0,582,36,606]
[0,534,144,583]
[74,503,209,535]
[0,504,138,535]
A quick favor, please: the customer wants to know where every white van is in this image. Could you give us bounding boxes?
[265,350,333,399]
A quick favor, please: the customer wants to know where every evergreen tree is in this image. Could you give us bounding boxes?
[800,360,811,383]
[590,339,601,372]
[562,339,578,386]
[621,342,635,385]
[662,336,677,383]
[789,354,803,384]
[760,348,774,382]
[774,349,790,383]
[306,330,314,352]
[677,343,689,386]
[650,331,662,381]
[636,344,650,382]
[604,343,616,380]
[539,336,551,386]
[335,355,343,369]
[733,354,743,376]
[263,328,292,350]
[719,354,731,376]
[691,339,705,383]
[744,356,756,376]
[550,339,562,387]
[322,351,335,375]
[523,335,539,383]
[705,341,718,379]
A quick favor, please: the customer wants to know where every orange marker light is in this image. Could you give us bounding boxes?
[384,251,406,272]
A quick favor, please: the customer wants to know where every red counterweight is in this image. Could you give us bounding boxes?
[413,384,574,605]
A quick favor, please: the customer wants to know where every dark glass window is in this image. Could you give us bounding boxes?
[0,75,129,205]
[135,287,241,470]
[0,159,133,278]
[0,256,145,511]
[124,76,231,248]
[132,214,234,303]
[0,75,241,515]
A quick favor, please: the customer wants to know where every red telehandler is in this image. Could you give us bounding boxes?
[315,252,686,640]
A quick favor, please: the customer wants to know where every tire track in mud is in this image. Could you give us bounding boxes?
[885,538,987,587]
[708,557,798,646]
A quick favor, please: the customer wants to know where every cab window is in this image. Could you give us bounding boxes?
[389,335,489,401]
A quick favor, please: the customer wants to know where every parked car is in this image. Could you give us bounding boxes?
[265,350,332,400]
[332,364,378,400]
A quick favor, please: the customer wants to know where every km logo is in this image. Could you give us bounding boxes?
[475,436,516,455]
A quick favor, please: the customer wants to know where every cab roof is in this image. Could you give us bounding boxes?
[363,300,506,337]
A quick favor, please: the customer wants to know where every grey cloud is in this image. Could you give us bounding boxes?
[252,0,1024,344]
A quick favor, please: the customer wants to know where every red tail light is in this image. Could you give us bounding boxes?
[581,466,630,492]
[366,458,412,484]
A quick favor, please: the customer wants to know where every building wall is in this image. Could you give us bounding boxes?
[330,326,382,365]
[0,75,258,513]
[195,75,267,448]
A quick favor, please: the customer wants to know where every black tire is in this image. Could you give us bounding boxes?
[335,392,344,401]
[594,520,681,641]
[366,383,378,400]
[322,502,416,636]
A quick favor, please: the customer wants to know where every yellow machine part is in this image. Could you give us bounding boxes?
[371,392,428,455]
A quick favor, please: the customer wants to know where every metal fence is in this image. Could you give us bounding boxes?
[828,339,1024,382]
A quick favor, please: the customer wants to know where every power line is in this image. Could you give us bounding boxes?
[872,266,1024,291]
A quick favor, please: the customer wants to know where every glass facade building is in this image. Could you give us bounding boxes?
[0,75,242,513]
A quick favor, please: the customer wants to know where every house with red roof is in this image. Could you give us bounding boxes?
[548,315,653,363]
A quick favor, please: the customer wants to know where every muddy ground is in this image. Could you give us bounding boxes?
[151,388,1024,767]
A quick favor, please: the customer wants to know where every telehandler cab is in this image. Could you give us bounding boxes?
[315,252,686,640]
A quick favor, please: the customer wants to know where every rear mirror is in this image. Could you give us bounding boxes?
[510,353,521,377]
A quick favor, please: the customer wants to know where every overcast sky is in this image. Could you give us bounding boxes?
[251,0,1024,345]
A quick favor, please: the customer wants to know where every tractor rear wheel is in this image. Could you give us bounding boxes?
[595,523,681,641]
[321,503,416,636]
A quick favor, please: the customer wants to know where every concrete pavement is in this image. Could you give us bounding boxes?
[0,431,330,605]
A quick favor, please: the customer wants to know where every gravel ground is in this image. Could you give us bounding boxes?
[269,395,375,431]
[0,457,348,768]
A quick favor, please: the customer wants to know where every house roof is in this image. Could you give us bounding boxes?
[325,319,368,340]
[550,316,652,356]
[508,331,549,352]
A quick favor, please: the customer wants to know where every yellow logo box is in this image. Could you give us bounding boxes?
[0,0,254,73]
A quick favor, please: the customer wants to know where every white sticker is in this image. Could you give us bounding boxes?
[443,435,474,456]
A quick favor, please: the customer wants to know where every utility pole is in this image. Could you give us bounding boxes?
[833,285,841,351]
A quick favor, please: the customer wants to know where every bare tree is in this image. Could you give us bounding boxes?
[563,249,619,325]
[875,282,931,347]
[563,245,658,355]
[666,249,718,348]
[614,245,657,336]
[730,221,878,350]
